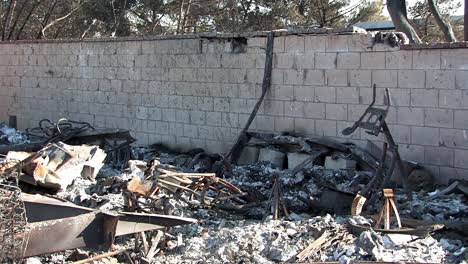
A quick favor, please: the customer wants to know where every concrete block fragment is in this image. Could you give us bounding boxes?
[287,152,314,169]
[413,50,440,69]
[258,148,285,168]
[237,146,259,165]
[426,70,455,89]
[324,156,356,170]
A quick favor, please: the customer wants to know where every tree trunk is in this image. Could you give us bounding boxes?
[7,0,27,40]
[16,0,41,39]
[2,0,17,40]
[387,0,421,43]
[427,0,457,42]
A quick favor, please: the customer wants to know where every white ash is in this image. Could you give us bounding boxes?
[0,123,29,145]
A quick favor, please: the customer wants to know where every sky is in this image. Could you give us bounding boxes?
[350,0,465,17]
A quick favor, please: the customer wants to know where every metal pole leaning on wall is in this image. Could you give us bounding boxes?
[226,31,274,165]
[465,0,468,40]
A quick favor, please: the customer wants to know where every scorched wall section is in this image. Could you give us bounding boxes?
[0,32,467,183]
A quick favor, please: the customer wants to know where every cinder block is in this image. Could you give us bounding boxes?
[303,69,325,85]
[326,69,347,86]
[263,100,284,116]
[325,103,347,120]
[386,88,410,106]
[273,37,285,53]
[314,86,336,103]
[426,70,455,89]
[336,87,359,104]
[295,53,315,69]
[454,149,468,169]
[304,102,325,119]
[372,70,398,88]
[294,118,314,135]
[183,124,198,138]
[361,52,385,69]
[255,115,275,130]
[315,53,337,69]
[424,108,453,128]
[347,34,372,52]
[326,35,349,52]
[387,124,411,144]
[284,69,304,85]
[398,70,426,88]
[440,128,468,149]
[285,36,305,53]
[237,146,259,165]
[348,70,371,87]
[305,36,327,52]
[441,49,468,70]
[274,53,295,69]
[214,98,230,112]
[274,116,294,132]
[424,146,454,166]
[258,148,285,168]
[413,50,441,69]
[284,101,305,118]
[411,89,438,107]
[190,111,206,125]
[337,53,360,69]
[287,152,314,169]
[455,71,468,89]
[324,156,356,170]
[438,90,468,109]
[386,51,412,69]
[398,144,425,163]
[294,86,314,102]
[454,110,468,129]
[411,126,439,146]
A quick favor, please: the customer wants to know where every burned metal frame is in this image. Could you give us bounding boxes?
[343,85,410,213]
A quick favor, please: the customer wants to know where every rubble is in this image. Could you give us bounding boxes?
[0,123,29,145]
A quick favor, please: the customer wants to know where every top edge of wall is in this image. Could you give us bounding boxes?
[0,26,368,45]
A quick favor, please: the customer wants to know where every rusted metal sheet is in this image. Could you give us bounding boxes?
[11,192,197,258]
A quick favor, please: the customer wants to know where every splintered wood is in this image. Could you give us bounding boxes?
[126,164,244,207]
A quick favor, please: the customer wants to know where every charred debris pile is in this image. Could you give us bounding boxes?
[0,116,467,263]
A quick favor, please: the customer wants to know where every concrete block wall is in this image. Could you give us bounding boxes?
[0,32,467,183]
